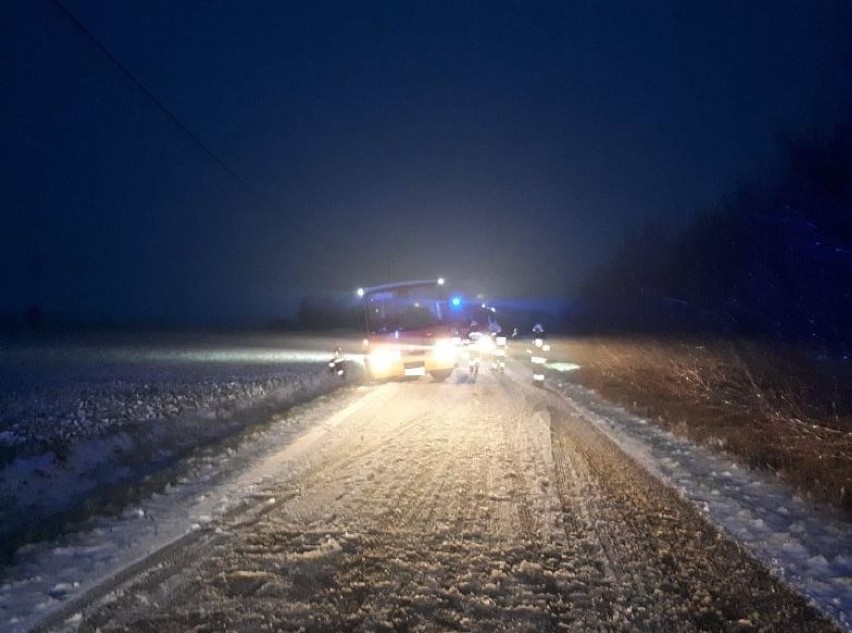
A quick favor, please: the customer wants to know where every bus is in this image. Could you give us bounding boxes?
[358,278,459,381]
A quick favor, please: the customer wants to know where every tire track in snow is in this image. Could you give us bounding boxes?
[543,386,838,632]
[43,366,842,633]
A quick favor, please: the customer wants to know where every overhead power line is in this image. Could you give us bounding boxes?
[49,0,258,196]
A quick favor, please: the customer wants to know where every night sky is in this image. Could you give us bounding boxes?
[1,1,848,325]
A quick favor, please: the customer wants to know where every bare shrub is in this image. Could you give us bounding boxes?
[555,336,852,514]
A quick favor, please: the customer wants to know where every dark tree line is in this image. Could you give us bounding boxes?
[581,122,852,355]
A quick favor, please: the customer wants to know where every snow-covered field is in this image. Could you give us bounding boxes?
[0,332,354,565]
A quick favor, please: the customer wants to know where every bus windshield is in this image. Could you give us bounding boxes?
[363,283,449,334]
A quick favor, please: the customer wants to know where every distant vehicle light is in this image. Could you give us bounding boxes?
[357,287,365,297]
[437,277,445,285]
[451,296,462,307]
[477,336,496,353]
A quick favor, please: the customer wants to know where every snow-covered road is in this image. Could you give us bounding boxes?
[20,364,841,632]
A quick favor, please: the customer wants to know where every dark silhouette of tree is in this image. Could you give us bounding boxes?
[581,120,852,354]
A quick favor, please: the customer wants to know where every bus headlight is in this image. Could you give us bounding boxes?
[432,338,458,364]
[368,347,400,374]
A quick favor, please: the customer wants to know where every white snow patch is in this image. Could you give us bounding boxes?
[0,333,361,633]
[553,379,852,631]
[291,537,343,561]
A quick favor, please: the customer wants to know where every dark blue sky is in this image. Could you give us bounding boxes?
[1,1,848,324]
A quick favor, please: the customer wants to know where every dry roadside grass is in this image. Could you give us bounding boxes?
[551,336,852,515]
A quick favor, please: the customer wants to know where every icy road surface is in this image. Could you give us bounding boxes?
[30,367,840,633]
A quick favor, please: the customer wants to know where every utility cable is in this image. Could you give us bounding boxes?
[48,0,258,196]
